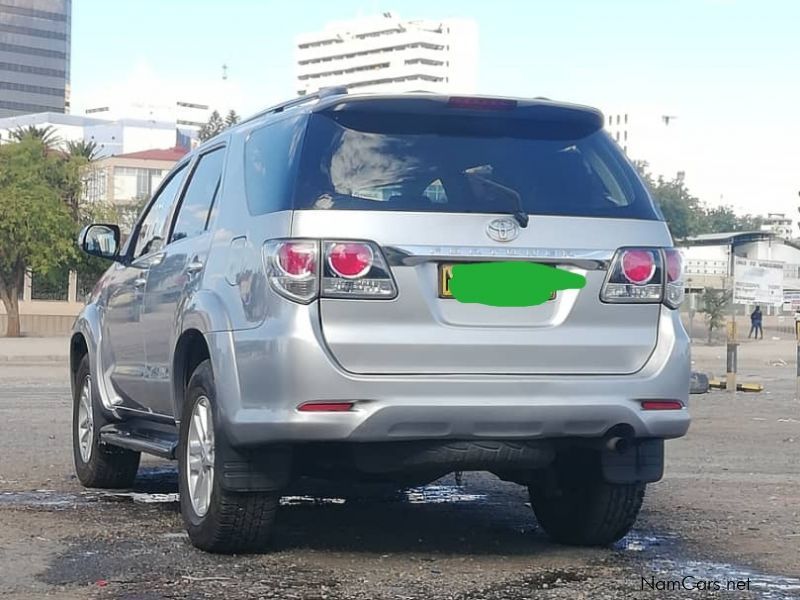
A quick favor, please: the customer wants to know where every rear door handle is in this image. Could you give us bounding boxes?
[186,259,205,274]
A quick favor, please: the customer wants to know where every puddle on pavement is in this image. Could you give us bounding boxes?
[4,488,799,598]
[404,484,487,504]
[648,559,800,599]
[615,531,800,599]
[281,495,347,506]
[0,482,486,510]
[615,531,679,552]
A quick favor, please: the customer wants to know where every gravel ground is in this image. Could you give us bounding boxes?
[0,339,799,599]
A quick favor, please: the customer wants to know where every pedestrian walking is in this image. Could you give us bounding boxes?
[748,305,763,339]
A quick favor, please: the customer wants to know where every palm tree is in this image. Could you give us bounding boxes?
[10,125,61,150]
[65,139,99,161]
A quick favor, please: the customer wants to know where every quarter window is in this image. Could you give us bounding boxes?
[171,148,225,243]
[134,165,188,258]
[244,116,304,215]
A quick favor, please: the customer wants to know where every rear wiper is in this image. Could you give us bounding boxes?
[465,170,529,228]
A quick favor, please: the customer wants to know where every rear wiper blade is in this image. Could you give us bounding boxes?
[467,173,529,228]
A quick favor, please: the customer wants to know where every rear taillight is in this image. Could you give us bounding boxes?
[601,247,684,308]
[322,240,397,299]
[264,239,319,303]
[328,243,374,279]
[663,248,685,309]
[277,242,317,277]
[263,239,397,303]
[601,248,663,303]
[621,249,656,284]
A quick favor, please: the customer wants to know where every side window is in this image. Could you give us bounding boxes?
[245,115,304,215]
[134,164,187,259]
[170,147,225,243]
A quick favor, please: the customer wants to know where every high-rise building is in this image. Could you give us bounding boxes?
[295,12,478,96]
[0,0,71,118]
[604,109,685,180]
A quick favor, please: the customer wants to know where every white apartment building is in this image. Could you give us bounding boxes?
[604,109,685,180]
[760,212,794,240]
[295,12,478,96]
[84,98,211,131]
[0,112,196,157]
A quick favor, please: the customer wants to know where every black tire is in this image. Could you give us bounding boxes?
[72,355,140,488]
[528,449,645,546]
[178,359,280,554]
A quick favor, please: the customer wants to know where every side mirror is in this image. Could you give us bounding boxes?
[79,224,121,261]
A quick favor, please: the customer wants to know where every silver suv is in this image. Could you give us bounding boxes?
[71,90,690,553]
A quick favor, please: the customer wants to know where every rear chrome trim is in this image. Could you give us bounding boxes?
[383,245,613,270]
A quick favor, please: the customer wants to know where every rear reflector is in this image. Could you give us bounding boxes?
[297,401,354,412]
[448,96,517,110]
[641,400,684,410]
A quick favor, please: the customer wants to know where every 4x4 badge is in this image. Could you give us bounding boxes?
[486,217,520,243]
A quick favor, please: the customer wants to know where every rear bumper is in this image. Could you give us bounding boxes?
[208,305,690,446]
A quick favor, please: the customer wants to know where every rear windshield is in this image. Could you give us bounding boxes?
[294,111,660,220]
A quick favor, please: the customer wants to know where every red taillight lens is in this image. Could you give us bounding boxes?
[298,401,354,412]
[328,243,374,279]
[665,249,682,283]
[621,249,656,284]
[641,400,684,410]
[277,242,317,277]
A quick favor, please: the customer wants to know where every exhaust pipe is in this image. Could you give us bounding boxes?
[606,436,631,454]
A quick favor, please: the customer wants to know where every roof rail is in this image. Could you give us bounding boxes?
[239,86,348,126]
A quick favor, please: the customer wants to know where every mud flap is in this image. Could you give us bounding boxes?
[217,442,293,492]
[601,438,664,484]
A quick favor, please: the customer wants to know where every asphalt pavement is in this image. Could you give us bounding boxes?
[0,340,799,599]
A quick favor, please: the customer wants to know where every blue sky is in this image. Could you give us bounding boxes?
[71,0,800,217]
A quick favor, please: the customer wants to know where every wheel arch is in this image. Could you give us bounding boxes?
[70,332,89,389]
[173,290,235,421]
[172,329,211,423]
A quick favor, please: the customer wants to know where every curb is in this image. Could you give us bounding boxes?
[0,355,68,364]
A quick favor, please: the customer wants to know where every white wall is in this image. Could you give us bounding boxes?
[120,125,175,155]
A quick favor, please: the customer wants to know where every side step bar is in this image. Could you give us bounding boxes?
[99,419,179,459]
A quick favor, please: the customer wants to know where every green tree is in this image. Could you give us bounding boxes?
[635,161,764,239]
[0,137,75,336]
[700,205,762,234]
[224,109,240,127]
[10,125,61,150]
[65,139,99,161]
[699,288,730,344]
[198,110,226,142]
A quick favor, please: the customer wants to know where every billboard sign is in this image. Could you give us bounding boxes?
[783,290,800,311]
[733,257,784,306]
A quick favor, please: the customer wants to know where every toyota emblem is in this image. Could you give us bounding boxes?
[486,217,520,243]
